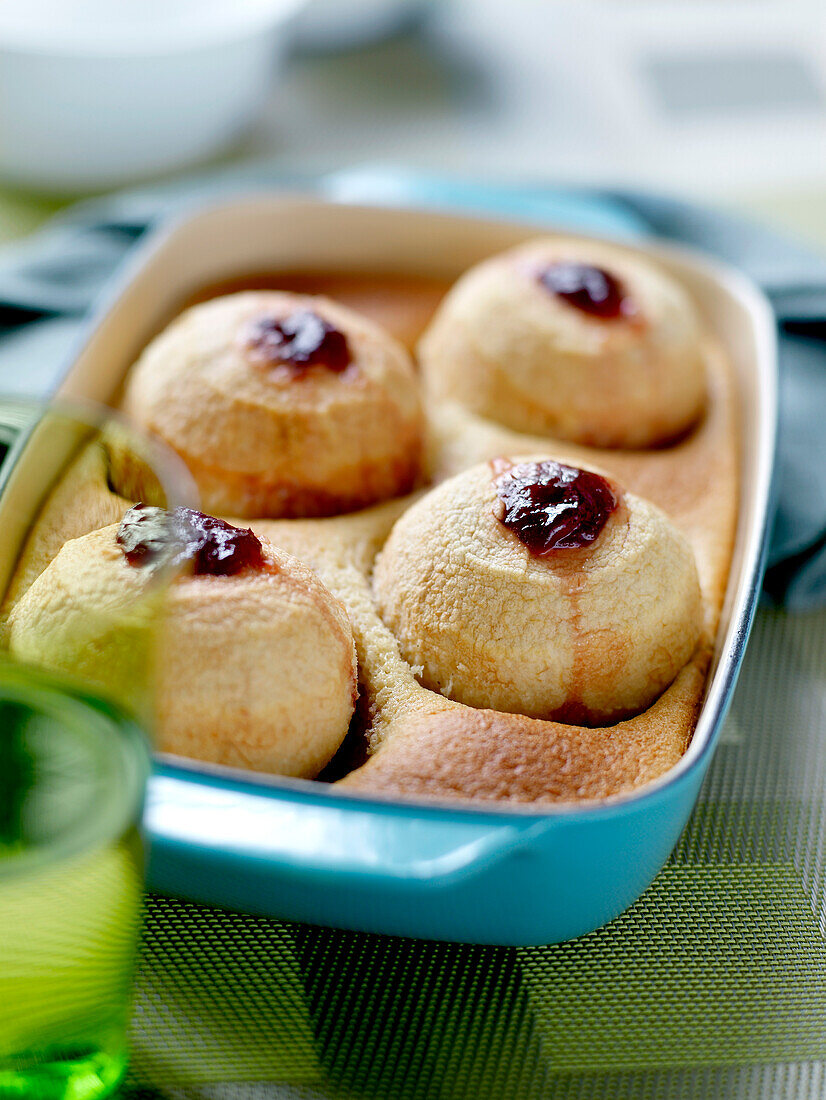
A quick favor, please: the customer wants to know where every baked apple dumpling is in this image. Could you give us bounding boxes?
[373,458,702,725]
[110,291,424,517]
[8,507,358,777]
[418,238,706,449]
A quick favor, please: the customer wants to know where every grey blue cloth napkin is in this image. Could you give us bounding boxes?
[0,165,822,608]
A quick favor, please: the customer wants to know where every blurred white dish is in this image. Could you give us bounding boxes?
[0,0,306,192]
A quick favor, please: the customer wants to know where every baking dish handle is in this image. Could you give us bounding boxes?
[145,773,547,892]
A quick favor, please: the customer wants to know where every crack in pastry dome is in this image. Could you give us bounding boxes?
[493,459,618,554]
[117,504,264,576]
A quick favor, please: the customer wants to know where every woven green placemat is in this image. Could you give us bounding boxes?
[126,608,826,1100]
[132,901,319,1090]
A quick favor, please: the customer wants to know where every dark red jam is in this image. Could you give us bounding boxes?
[243,309,351,374]
[117,505,265,576]
[538,262,631,320]
[493,460,618,555]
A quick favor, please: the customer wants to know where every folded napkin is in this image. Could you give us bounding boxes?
[0,165,823,608]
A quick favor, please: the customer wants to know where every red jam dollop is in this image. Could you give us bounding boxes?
[117,505,265,576]
[538,262,631,320]
[493,460,618,555]
[243,309,351,374]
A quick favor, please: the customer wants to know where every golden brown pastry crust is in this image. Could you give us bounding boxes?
[339,651,709,804]
[2,263,739,805]
[419,238,707,449]
[8,524,358,778]
[372,460,703,725]
[113,291,424,518]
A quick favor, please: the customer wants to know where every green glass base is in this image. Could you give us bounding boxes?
[0,1046,126,1100]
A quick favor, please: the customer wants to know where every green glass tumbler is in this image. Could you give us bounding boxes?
[0,661,150,1100]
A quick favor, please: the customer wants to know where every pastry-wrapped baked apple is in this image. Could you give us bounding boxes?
[418,238,706,449]
[110,291,424,517]
[8,507,357,777]
[373,458,702,725]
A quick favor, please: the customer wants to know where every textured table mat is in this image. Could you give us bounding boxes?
[1,171,825,1098]
[112,609,826,1100]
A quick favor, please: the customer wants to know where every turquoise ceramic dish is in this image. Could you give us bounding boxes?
[0,186,777,944]
[147,745,718,944]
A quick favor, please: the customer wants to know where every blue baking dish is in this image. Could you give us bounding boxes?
[0,193,777,945]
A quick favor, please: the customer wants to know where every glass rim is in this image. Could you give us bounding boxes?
[0,393,200,595]
[0,393,198,503]
[0,397,195,880]
[0,659,151,881]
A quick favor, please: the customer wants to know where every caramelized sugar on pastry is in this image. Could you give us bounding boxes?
[373,458,702,726]
[418,238,706,449]
[110,291,424,517]
[8,507,358,777]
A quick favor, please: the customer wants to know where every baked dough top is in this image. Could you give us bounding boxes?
[2,259,738,807]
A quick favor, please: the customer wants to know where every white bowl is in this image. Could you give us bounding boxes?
[0,0,305,192]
